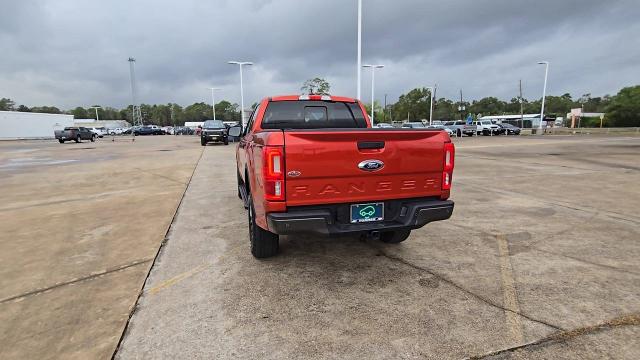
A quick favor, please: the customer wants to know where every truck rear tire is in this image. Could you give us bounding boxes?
[381,229,411,244]
[91,135,96,142]
[75,135,81,143]
[248,197,279,258]
[58,139,64,143]
[201,138,206,146]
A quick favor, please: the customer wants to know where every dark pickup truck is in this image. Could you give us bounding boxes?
[54,127,96,143]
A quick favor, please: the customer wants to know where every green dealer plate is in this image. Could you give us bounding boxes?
[350,202,384,223]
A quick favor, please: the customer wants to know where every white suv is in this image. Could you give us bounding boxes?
[474,120,500,136]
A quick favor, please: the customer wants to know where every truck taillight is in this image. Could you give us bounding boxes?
[264,147,285,201]
[442,142,455,190]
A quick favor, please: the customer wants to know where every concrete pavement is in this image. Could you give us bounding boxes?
[116,135,640,359]
[0,136,202,359]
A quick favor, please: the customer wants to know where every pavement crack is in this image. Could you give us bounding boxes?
[467,313,640,359]
[373,247,564,332]
[0,258,153,304]
[451,222,640,277]
[133,167,188,185]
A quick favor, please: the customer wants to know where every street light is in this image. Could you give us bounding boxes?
[362,64,384,126]
[228,61,253,127]
[425,86,435,126]
[90,106,101,121]
[538,61,549,131]
[207,87,221,121]
[356,0,362,100]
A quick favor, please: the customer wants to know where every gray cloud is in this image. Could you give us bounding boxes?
[1,0,638,109]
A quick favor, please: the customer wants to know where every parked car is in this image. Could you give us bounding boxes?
[374,123,394,128]
[474,120,501,136]
[401,122,426,128]
[230,94,455,258]
[88,127,107,138]
[175,126,194,135]
[108,128,124,135]
[54,127,96,143]
[443,121,476,137]
[498,123,521,135]
[201,120,229,146]
[427,125,455,136]
[134,126,157,136]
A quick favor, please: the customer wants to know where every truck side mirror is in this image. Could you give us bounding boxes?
[228,126,242,137]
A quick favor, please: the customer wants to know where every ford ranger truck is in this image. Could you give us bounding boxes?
[229,95,455,258]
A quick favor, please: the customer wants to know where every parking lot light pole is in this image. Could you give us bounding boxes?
[357,0,362,100]
[90,106,101,121]
[425,86,434,126]
[207,87,221,121]
[363,64,384,126]
[228,61,253,127]
[538,61,549,131]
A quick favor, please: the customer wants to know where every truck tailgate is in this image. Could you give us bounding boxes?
[283,130,446,206]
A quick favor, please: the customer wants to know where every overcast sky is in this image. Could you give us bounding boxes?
[1,0,638,109]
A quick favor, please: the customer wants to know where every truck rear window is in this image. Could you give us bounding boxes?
[261,101,367,129]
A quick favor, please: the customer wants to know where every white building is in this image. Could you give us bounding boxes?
[73,119,131,129]
[0,111,74,139]
[478,114,542,128]
[184,121,204,128]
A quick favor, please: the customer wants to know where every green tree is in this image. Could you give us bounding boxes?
[215,100,240,122]
[31,106,61,114]
[391,87,433,121]
[69,107,88,119]
[606,86,640,127]
[362,101,385,122]
[17,105,30,112]
[301,78,331,95]
[469,97,507,116]
[0,98,16,111]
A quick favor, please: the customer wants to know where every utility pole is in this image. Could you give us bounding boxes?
[363,64,384,126]
[90,106,101,121]
[459,89,465,122]
[519,79,524,129]
[383,94,387,122]
[228,61,253,127]
[356,0,362,100]
[538,61,550,131]
[208,87,221,120]
[433,83,437,118]
[128,57,143,127]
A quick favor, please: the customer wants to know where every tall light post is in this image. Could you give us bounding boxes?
[90,106,101,121]
[356,0,362,100]
[207,87,221,120]
[538,61,549,131]
[228,61,253,127]
[425,86,434,125]
[363,64,384,126]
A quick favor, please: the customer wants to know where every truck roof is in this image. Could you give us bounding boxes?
[269,95,357,103]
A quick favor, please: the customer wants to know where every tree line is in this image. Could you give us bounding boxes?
[0,98,242,127]
[1,84,638,127]
[376,86,639,127]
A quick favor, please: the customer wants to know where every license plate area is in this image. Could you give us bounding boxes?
[350,202,384,223]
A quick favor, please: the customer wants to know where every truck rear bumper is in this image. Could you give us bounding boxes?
[267,198,454,236]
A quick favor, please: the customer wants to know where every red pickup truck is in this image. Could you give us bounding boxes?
[229,95,455,258]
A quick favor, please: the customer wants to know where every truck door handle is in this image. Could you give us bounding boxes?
[358,141,385,150]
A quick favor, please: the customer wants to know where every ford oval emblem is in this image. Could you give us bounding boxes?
[287,170,301,177]
[358,160,384,172]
